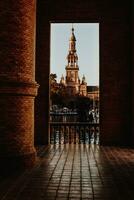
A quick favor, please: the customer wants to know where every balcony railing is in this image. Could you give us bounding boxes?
[50,122,99,144]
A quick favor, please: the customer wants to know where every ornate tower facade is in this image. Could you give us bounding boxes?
[79,75,87,96]
[65,27,80,95]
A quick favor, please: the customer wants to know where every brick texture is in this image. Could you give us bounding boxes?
[0,0,132,173]
[132,1,134,144]
[0,0,38,171]
[35,0,132,145]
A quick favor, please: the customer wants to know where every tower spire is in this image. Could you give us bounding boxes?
[69,24,76,53]
[72,23,74,33]
[70,25,76,41]
[65,25,79,94]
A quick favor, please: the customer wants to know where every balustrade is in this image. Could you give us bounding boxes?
[50,122,99,144]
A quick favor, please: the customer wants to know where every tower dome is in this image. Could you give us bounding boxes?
[70,27,76,41]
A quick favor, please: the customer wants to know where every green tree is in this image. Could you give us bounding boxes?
[50,74,66,106]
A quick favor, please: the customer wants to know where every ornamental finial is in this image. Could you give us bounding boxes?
[72,23,74,33]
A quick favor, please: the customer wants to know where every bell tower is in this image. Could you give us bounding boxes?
[65,26,79,95]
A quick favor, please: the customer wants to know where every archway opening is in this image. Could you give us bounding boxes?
[49,23,100,144]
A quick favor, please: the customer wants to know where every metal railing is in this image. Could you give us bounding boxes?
[50,122,99,144]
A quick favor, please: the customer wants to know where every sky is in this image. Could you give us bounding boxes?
[50,23,99,86]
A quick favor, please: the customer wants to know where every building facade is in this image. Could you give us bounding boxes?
[60,27,88,96]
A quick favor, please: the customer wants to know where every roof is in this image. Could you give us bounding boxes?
[87,86,99,92]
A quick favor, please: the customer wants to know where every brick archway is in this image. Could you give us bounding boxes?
[35,0,132,146]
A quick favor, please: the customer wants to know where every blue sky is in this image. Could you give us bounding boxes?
[50,23,99,86]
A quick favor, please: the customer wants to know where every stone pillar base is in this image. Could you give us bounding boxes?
[0,81,39,174]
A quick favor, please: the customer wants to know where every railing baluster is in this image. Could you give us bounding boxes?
[69,125,71,144]
[90,126,93,144]
[53,126,56,144]
[50,125,53,144]
[74,126,76,144]
[83,125,86,144]
[88,126,90,144]
[64,125,67,144]
[66,125,69,143]
[59,125,61,144]
[78,126,80,144]
[96,126,99,144]
[94,126,96,144]
[50,122,99,144]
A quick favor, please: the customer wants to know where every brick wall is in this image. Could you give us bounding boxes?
[35,0,132,145]
[132,0,134,144]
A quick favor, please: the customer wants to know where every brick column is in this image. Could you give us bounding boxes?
[0,0,39,171]
[132,1,134,146]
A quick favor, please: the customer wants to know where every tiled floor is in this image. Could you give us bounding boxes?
[0,144,134,200]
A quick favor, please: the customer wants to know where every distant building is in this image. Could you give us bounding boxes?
[60,26,87,96]
[79,75,87,96]
[87,86,99,109]
[87,86,99,100]
[52,26,99,104]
